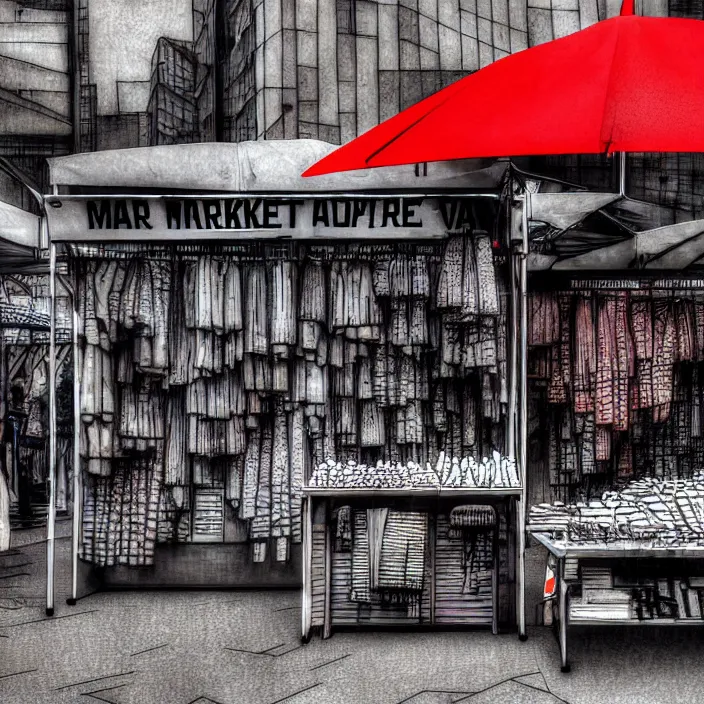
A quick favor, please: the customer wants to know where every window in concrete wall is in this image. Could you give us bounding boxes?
[668,0,704,17]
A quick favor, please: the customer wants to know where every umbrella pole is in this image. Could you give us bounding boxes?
[507,201,518,462]
[619,152,627,197]
[46,241,56,617]
[517,192,529,641]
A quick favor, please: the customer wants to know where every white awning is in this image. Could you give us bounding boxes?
[47,139,505,193]
[0,198,40,248]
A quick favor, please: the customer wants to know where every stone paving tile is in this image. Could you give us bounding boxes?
[533,626,704,704]
[2,540,704,704]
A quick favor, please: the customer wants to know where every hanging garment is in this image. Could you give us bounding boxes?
[350,509,371,602]
[613,292,633,431]
[118,381,165,452]
[652,300,677,423]
[437,237,464,310]
[119,258,153,336]
[574,296,596,414]
[632,296,654,409]
[475,234,499,316]
[223,258,243,334]
[360,400,385,447]
[80,260,99,346]
[92,260,119,347]
[168,267,190,385]
[299,260,327,352]
[675,300,695,363]
[107,260,128,345]
[81,420,114,477]
[377,511,428,593]
[372,254,391,297]
[528,292,560,346]
[595,425,612,462]
[368,508,388,591]
[695,301,704,361]
[250,420,273,539]
[270,260,297,349]
[336,506,353,551]
[270,405,291,539]
[239,428,260,520]
[290,406,305,543]
[580,413,597,475]
[144,259,171,374]
[449,504,496,595]
[244,264,269,355]
[460,236,479,319]
[80,460,161,567]
[80,344,115,422]
[596,296,616,426]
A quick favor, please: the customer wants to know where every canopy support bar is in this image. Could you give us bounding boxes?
[46,242,56,617]
[619,152,627,197]
[68,280,81,606]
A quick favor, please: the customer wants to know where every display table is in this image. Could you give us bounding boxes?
[532,532,704,672]
[301,486,523,641]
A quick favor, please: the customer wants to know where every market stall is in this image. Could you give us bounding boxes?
[516,164,704,669]
[0,295,72,531]
[44,140,527,633]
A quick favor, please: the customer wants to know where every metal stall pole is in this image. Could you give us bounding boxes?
[46,242,57,616]
[516,191,529,641]
[67,288,81,605]
[507,192,518,462]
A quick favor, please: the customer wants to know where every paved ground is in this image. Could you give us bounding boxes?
[1,536,703,704]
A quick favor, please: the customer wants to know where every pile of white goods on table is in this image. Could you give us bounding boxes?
[307,450,520,489]
[529,473,704,546]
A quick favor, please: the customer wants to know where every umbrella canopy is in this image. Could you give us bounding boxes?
[304,0,704,177]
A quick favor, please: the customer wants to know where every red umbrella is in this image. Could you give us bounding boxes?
[303,0,704,177]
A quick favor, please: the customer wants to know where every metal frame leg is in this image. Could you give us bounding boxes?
[46,243,57,617]
[559,557,570,673]
[68,289,81,606]
[301,495,312,644]
[516,497,527,641]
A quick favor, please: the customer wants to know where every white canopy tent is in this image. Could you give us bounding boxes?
[0,199,44,275]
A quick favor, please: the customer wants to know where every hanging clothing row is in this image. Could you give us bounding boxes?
[73,238,509,568]
[529,288,704,501]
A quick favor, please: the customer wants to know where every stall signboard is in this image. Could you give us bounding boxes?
[44,195,490,242]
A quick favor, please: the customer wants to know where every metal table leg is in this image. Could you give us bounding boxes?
[492,517,499,635]
[559,557,570,673]
[301,495,313,644]
[516,498,527,641]
[322,498,333,640]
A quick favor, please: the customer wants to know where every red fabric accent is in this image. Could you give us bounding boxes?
[304,16,704,177]
[544,576,556,597]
